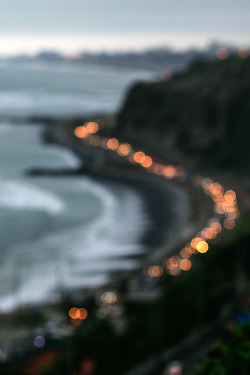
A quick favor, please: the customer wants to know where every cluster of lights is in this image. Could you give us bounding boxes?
[202,179,239,229]
[69,307,88,320]
[75,127,185,178]
[74,122,99,139]
[74,122,240,279]
[145,181,239,277]
[216,47,249,60]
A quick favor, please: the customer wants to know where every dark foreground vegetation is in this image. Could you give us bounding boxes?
[195,322,250,375]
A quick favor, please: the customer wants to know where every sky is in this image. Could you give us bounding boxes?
[0,0,249,56]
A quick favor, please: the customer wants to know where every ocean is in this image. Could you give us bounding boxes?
[0,61,156,311]
[0,60,156,117]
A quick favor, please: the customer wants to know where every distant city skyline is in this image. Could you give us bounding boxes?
[0,0,249,56]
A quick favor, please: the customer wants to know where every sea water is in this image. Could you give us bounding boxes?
[0,61,155,311]
[0,60,156,117]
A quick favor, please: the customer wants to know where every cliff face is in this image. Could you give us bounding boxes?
[116,58,250,170]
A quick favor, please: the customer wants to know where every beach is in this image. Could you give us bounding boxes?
[40,118,214,293]
[0,116,213,312]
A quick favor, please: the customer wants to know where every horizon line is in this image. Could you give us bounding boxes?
[0,33,249,58]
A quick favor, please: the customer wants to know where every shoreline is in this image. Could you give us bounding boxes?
[0,117,214,309]
[0,117,217,354]
[41,118,214,296]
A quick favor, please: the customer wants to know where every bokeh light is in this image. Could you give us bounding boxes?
[216,47,229,60]
[164,165,176,179]
[33,336,45,348]
[69,307,79,319]
[86,122,99,134]
[107,138,119,150]
[79,308,88,320]
[148,265,163,277]
[238,48,249,59]
[180,259,191,271]
[196,241,209,253]
[74,126,88,138]
[141,156,152,168]
[101,291,118,304]
[117,143,131,156]
[223,218,235,230]
[133,151,146,163]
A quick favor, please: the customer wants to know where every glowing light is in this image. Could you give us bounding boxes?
[141,156,152,168]
[196,241,209,253]
[74,126,88,139]
[209,183,224,196]
[180,259,191,271]
[69,307,79,319]
[86,122,99,134]
[166,256,180,269]
[222,202,236,212]
[69,307,88,321]
[216,47,229,60]
[224,190,236,201]
[148,265,163,277]
[223,218,235,230]
[214,203,225,214]
[79,308,88,320]
[213,196,223,204]
[227,211,239,219]
[191,237,203,250]
[33,336,45,348]
[117,143,131,156]
[164,165,176,179]
[238,48,249,59]
[107,138,119,150]
[201,227,217,240]
[101,291,117,304]
[133,151,146,163]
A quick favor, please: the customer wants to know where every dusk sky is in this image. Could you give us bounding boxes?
[0,0,249,55]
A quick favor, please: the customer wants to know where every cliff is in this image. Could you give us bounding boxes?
[116,57,250,171]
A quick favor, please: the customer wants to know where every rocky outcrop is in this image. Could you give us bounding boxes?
[116,57,250,170]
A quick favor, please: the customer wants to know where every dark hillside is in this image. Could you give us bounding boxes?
[116,57,250,170]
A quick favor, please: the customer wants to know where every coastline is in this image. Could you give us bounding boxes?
[0,117,221,361]
[41,118,214,294]
[0,117,215,307]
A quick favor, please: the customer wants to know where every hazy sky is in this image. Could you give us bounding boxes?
[0,0,249,55]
